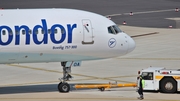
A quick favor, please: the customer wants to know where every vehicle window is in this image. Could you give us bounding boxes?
[108,26,115,34]
[142,72,153,80]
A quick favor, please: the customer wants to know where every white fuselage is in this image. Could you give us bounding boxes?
[0,8,135,63]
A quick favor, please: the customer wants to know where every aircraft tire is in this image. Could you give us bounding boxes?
[58,82,70,93]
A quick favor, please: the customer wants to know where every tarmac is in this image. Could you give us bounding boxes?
[0,26,180,101]
[0,0,180,101]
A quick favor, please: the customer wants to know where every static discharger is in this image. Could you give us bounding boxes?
[74,82,137,91]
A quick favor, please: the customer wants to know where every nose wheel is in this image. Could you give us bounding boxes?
[58,82,70,93]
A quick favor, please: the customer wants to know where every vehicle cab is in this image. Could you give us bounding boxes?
[140,67,165,90]
[139,67,180,93]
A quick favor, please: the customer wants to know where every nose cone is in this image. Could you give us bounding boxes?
[127,37,136,53]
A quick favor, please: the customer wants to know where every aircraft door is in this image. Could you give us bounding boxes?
[82,19,94,44]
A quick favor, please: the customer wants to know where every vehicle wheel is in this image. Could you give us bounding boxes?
[98,87,105,91]
[161,78,177,93]
[58,82,70,93]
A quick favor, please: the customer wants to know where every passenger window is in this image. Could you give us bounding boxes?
[142,72,153,80]
[9,31,13,35]
[29,30,32,34]
[54,29,57,34]
[61,29,65,34]
[22,30,26,35]
[16,30,19,35]
[35,30,38,34]
[48,29,51,34]
[2,30,6,35]
[41,29,45,34]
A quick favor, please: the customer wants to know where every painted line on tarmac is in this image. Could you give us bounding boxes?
[123,9,174,15]
[7,64,133,84]
[118,58,180,60]
[71,73,136,83]
[0,81,59,87]
[0,97,179,101]
[106,13,122,17]
[131,32,159,38]
[0,78,103,87]
[7,64,63,73]
[106,9,174,17]
[104,75,137,79]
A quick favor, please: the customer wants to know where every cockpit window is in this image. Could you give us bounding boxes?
[108,26,115,34]
[107,25,122,35]
[113,25,122,33]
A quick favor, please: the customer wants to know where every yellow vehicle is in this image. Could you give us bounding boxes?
[139,67,180,93]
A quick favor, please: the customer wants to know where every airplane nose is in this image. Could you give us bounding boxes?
[127,37,136,53]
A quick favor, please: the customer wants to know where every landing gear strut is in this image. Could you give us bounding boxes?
[58,62,72,93]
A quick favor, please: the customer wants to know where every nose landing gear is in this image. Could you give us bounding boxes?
[58,62,72,93]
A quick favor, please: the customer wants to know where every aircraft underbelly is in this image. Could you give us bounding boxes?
[0,52,102,64]
[0,48,19,63]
